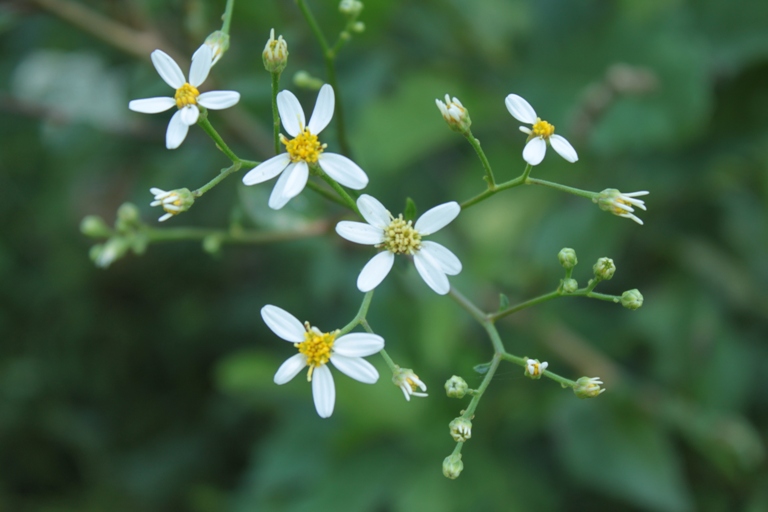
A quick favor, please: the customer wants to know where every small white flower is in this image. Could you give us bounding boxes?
[149,187,193,222]
[574,376,606,399]
[595,188,649,225]
[505,93,578,166]
[524,358,548,379]
[129,45,241,149]
[242,84,368,210]
[392,367,428,401]
[262,305,384,418]
[435,94,471,133]
[335,194,462,295]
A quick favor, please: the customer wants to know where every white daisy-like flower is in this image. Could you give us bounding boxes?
[335,194,462,295]
[129,45,241,149]
[505,93,578,166]
[524,358,548,379]
[241,84,369,210]
[595,188,649,225]
[392,367,428,401]
[262,305,384,418]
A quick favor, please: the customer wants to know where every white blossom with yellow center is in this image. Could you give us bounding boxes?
[262,305,384,418]
[505,93,578,166]
[242,84,369,210]
[129,45,240,149]
[392,367,428,401]
[335,194,462,295]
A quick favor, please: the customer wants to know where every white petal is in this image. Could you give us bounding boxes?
[197,90,241,110]
[188,45,213,87]
[128,97,175,114]
[150,50,185,89]
[242,153,290,186]
[550,134,578,163]
[274,353,307,384]
[623,191,650,197]
[333,333,385,357]
[421,241,462,276]
[277,90,306,137]
[312,365,335,418]
[330,355,379,384]
[165,110,189,149]
[179,104,199,126]
[317,153,368,190]
[414,202,460,235]
[261,305,305,342]
[505,94,537,124]
[335,221,384,245]
[356,194,391,230]
[523,137,547,166]
[357,251,395,292]
[307,83,335,134]
[268,162,307,210]
[413,251,450,295]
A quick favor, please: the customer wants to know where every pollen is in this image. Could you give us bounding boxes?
[281,129,326,163]
[296,323,336,381]
[174,83,200,108]
[531,118,555,139]
[380,215,422,255]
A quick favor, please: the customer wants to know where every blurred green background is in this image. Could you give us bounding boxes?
[2,0,768,510]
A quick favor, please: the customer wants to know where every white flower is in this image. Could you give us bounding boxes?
[505,93,578,166]
[242,84,369,210]
[524,359,548,379]
[335,194,462,295]
[129,45,240,149]
[392,367,427,401]
[149,187,194,222]
[435,94,471,133]
[262,305,384,418]
[595,188,649,225]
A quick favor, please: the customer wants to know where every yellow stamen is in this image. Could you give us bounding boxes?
[380,215,422,255]
[281,129,326,163]
[612,198,633,215]
[295,323,336,381]
[531,118,555,139]
[174,83,200,108]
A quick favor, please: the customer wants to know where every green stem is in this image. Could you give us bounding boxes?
[460,174,526,210]
[465,132,496,186]
[526,177,596,199]
[378,348,398,373]
[490,290,561,322]
[143,222,327,244]
[305,180,349,208]
[271,72,281,155]
[338,290,374,335]
[193,163,242,197]
[221,0,235,34]
[198,116,240,163]
[463,353,501,417]
[500,352,576,388]
[317,170,360,215]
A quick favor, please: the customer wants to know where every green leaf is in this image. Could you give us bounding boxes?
[473,362,492,374]
[404,197,417,222]
[498,293,510,310]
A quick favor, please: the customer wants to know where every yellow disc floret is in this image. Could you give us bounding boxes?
[531,118,555,139]
[296,323,336,381]
[281,129,326,163]
[174,83,200,108]
[380,215,422,255]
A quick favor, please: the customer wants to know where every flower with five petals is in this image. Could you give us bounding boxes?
[505,93,578,166]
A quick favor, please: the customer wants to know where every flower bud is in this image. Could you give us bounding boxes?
[562,278,578,294]
[524,358,548,379]
[90,237,129,269]
[621,289,643,310]
[558,247,578,270]
[444,375,468,398]
[203,235,222,255]
[351,21,365,33]
[592,257,616,282]
[80,215,111,237]
[435,94,471,134]
[150,188,194,222]
[293,71,325,91]
[594,188,649,225]
[573,376,605,399]
[117,202,140,223]
[204,30,230,66]
[449,417,472,442]
[393,367,427,401]
[442,453,464,479]
[263,28,288,75]
[339,0,363,16]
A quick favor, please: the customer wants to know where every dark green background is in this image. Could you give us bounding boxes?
[2,0,768,510]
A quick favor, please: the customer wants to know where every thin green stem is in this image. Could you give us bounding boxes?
[296,0,331,53]
[193,163,242,197]
[520,163,532,182]
[338,290,374,335]
[447,286,488,325]
[463,353,501,417]
[465,132,496,186]
[378,348,398,372]
[500,352,576,388]
[221,0,235,34]
[490,290,561,322]
[198,116,240,163]
[143,222,327,244]
[317,170,360,215]
[305,180,349,208]
[460,174,526,210]
[526,177,596,199]
[271,72,281,155]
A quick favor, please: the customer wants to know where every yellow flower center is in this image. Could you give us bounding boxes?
[174,83,200,108]
[611,198,633,215]
[380,215,422,255]
[163,194,183,215]
[296,323,336,381]
[281,129,326,163]
[531,118,555,139]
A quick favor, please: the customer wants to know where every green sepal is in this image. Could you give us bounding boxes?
[473,362,491,374]
[404,197,417,222]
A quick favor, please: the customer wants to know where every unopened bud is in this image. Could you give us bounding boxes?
[115,203,141,233]
[263,28,288,75]
[150,188,194,222]
[393,367,428,401]
[558,247,578,270]
[621,289,643,310]
[442,453,464,479]
[293,70,325,91]
[203,235,222,255]
[204,30,230,66]
[339,0,363,16]
[562,278,578,294]
[435,94,471,134]
[80,215,111,237]
[593,257,616,281]
[351,21,365,33]
[90,237,129,269]
[445,375,468,398]
[573,376,605,399]
[449,417,472,442]
[524,358,548,379]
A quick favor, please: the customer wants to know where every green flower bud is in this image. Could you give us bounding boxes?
[435,94,471,135]
[592,257,616,281]
[573,376,605,399]
[150,187,194,222]
[558,247,578,270]
[204,30,230,66]
[339,0,364,16]
[80,215,111,237]
[621,289,643,310]
[351,21,365,33]
[263,28,288,75]
[117,202,140,223]
[442,453,464,479]
[293,71,325,91]
[562,278,578,294]
[444,375,468,399]
[203,235,222,255]
[449,417,472,442]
